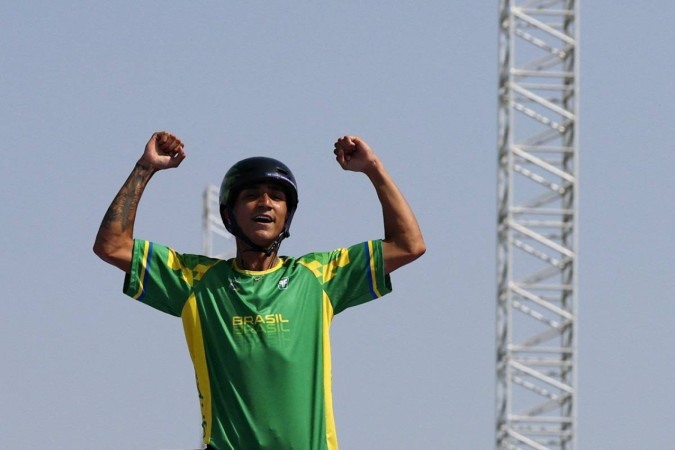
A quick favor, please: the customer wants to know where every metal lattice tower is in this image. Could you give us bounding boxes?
[203,184,234,259]
[496,1,579,449]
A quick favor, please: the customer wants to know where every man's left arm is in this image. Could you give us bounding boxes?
[334,136,426,274]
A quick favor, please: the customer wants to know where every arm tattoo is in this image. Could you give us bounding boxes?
[100,163,154,233]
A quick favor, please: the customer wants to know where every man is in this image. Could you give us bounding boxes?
[93,131,425,450]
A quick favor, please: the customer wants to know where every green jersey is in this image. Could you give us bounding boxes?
[123,239,392,450]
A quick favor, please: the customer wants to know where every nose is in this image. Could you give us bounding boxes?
[257,192,273,206]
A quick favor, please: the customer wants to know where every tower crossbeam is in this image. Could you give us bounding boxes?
[497,1,578,449]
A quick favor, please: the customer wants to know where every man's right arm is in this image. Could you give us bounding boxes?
[93,131,185,273]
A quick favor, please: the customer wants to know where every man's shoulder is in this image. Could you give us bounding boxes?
[137,239,228,274]
[284,248,342,265]
[285,241,375,264]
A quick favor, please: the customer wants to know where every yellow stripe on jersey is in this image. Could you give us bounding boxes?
[367,241,382,298]
[167,249,217,287]
[321,292,338,450]
[181,294,212,445]
[233,258,284,275]
[297,248,350,285]
[168,249,194,286]
[132,241,151,300]
[323,248,350,284]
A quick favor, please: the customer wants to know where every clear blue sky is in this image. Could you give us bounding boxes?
[2,2,674,449]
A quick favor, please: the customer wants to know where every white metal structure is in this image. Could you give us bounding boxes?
[203,184,234,259]
[496,1,578,449]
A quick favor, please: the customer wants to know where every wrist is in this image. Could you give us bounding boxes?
[363,158,385,180]
[134,160,157,176]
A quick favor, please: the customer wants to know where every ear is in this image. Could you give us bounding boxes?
[220,206,231,228]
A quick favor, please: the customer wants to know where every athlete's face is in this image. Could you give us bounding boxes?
[232,182,288,247]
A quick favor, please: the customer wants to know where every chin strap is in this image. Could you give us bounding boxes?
[240,231,287,256]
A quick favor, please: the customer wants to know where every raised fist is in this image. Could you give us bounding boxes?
[140,131,186,170]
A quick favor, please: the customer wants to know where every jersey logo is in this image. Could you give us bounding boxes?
[232,314,292,346]
[228,278,239,291]
[278,277,290,290]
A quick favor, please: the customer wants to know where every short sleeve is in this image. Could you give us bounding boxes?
[123,240,212,317]
[319,240,392,315]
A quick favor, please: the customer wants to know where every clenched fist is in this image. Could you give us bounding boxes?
[333,135,381,175]
[139,131,186,171]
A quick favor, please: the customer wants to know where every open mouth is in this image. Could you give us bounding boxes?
[253,215,273,224]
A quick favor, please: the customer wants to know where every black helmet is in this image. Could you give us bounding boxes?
[219,157,298,255]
